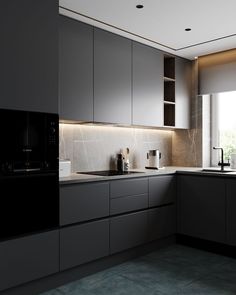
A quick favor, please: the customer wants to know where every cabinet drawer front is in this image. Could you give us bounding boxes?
[0,230,59,291]
[60,182,109,225]
[110,193,148,215]
[60,219,109,271]
[149,175,176,207]
[148,205,176,242]
[110,211,148,254]
[110,178,148,199]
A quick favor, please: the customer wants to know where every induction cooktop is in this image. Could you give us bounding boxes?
[77,170,144,176]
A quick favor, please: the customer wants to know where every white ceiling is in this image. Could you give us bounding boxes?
[59,0,236,60]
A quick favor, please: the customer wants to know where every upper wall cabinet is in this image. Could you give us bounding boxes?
[132,42,163,127]
[1,0,58,114]
[175,57,192,129]
[59,16,93,121]
[94,29,132,124]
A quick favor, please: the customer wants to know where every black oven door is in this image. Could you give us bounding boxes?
[0,173,59,241]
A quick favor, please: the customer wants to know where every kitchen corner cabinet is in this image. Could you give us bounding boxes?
[226,179,236,246]
[178,175,226,243]
[132,42,163,127]
[148,205,176,242]
[1,0,58,113]
[94,28,132,124]
[0,230,59,292]
[175,57,192,129]
[59,16,93,121]
[149,175,176,207]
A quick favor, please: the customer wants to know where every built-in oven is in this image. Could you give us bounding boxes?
[0,109,59,241]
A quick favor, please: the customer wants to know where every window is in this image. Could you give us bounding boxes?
[211,91,236,166]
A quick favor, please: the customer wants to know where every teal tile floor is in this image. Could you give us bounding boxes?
[40,245,236,295]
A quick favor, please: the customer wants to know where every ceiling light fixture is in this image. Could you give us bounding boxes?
[136,4,144,9]
[185,28,191,32]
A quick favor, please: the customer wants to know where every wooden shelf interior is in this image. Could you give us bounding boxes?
[164,103,175,126]
[164,81,175,102]
[164,56,175,79]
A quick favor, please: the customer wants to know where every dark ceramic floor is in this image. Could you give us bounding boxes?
[40,245,236,295]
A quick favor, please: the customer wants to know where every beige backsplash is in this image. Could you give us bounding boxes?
[59,124,173,172]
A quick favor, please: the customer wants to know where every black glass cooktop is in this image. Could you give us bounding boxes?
[77,170,144,176]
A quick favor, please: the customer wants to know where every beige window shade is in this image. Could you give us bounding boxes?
[198,49,236,95]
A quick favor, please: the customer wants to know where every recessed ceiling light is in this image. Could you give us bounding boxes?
[136,4,144,9]
[185,28,191,32]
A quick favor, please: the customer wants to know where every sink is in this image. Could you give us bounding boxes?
[77,170,144,176]
[200,168,233,173]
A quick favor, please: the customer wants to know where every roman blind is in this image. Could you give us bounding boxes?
[198,49,236,95]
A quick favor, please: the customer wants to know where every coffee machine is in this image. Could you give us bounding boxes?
[145,149,161,169]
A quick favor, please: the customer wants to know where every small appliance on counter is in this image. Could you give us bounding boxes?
[59,159,71,177]
[145,149,161,169]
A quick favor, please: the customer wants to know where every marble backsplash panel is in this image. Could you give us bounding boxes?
[59,124,172,172]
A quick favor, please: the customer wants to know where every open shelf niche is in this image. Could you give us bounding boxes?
[164,55,175,127]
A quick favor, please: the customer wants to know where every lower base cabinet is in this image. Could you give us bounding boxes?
[226,179,236,246]
[0,230,59,292]
[148,205,176,242]
[110,211,148,254]
[178,175,226,243]
[60,219,109,271]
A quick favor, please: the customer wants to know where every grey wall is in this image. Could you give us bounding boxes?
[59,124,172,172]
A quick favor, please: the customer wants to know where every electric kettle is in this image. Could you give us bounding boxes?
[145,149,161,169]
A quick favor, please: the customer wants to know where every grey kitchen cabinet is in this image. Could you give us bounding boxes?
[110,177,148,215]
[94,28,132,124]
[1,0,58,113]
[110,211,148,254]
[149,175,176,207]
[226,179,236,246]
[110,177,148,198]
[178,175,226,243]
[59,16,93,121]
[175,57,192,129]
[60,219,109,271]
[148,205,176,242]
[60,182,109,226]
[132,42,164,127]
[0,230,59,291]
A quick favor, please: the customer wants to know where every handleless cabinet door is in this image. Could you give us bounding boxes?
[1,0,58,113]
[178,175,226,243]
[110,211,148,254]
[60,220,109,271]
[175,57,192,129]
[148,205,176,242]
[94,28,132,124]
[60,182,109,226]
[59,16,93,121]
[226,179,236,246]
[132,42,164,127]
[0,230,59,291]
[149,175,176,207]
